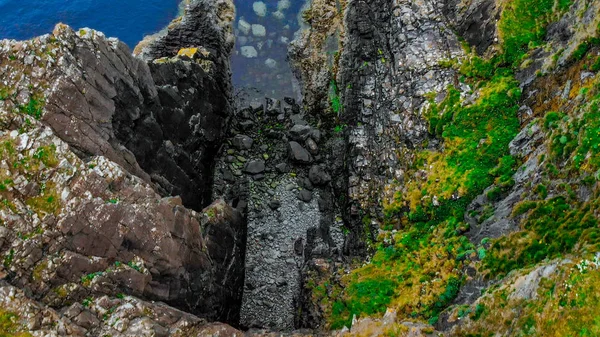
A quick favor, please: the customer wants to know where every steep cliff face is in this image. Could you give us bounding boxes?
[1,0,600,335]
[6,0,236,215]
[0,0,247,334]
[290,0,600,334]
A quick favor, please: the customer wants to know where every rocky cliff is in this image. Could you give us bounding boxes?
[0,0,247,334]
[290,0,600,335]
[1,0,600,335]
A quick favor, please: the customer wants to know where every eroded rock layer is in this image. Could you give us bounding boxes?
[0,0,247,333]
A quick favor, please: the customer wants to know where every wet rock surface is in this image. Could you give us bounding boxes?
[212,96,346,330]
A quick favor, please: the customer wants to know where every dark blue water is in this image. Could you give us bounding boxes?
[0,0,180,48]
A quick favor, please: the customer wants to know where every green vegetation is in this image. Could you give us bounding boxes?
[498,0,572,66]
[0,309,33,337]
[2,249,14,268]
[128,260,142,272]
[82,297,93,307]
[81,271,104,286]
[333,124,346,133]
[18,97,44,120]
[1,136,62,218]
[321,0,579,328]
[455,258,600,336]
[25,182,60,216]
[329,79,342,115]
[32,260,48,281]
[483,87,600,277]
[484,196,599,277]
[571,38,600,62]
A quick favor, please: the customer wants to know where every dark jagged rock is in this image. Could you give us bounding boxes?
[308,166,331,186]
[298,190,313,203]
[0,0,246,329]
[288,141,312,163]
[244,160,266,174]
[443,0,499,54]
[38,11,234,212]
[233,134,255,150]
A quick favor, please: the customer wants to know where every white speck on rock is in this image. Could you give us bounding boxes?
[241,46,258,58]
[265,58,277,69]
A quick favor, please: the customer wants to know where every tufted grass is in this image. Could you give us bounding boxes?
[321,0,579,329]
[0,309,33,337]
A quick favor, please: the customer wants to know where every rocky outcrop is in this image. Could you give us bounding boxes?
[0,0,246,328]
[0,116,245,323]
[0,8,235,212]
[337,0,464,247]
[288,0,600,333]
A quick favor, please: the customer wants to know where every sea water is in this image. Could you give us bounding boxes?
[232,0,308,102]
[0,0,307,101]
[0,0,180,48]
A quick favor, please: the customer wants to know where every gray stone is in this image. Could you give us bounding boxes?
[308,165,331,186]
[253,1,267,17]
[244,160,266,174]
[289,125,312,141]
[305,138,319,155]
[251,24,266,37]
[233,134,254,150]
[238,19,251,35]
[222,169,235,182]
[268,200,281,210]
[241,46,258,58]
[288,142,311,163]
[297,190,313,202]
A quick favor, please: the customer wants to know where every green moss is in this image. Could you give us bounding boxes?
[32,260,48,281]
[0,309,33,337]
[330,278,397,329]
[18,97,44,120]
[544,111,564,130]
[591,56,600,71]
[2,249,14,268]
[25,183,60,217]
[329,79,342,115]
[534,184,548,199]
[32,145,58,168]
[512,201,538,216]
[486,187,502,202]
[498,0,572,66]
[484,196,600,276]
[53,286,68,298]
[571,38,600,62]
[81,272,104,286]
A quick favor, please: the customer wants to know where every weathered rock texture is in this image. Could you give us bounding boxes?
[337,0,464,246]
[0,115,245,322]
[0,0,246,330]
[210,96,346,330]
[290,0,600,334]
